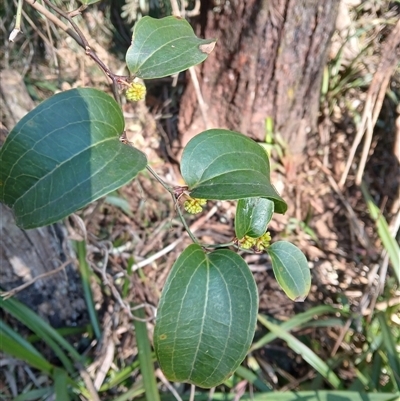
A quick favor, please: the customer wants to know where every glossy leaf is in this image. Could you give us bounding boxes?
[154,244,258,388]
[235,197,274,239]
[181,129,287,214]
[126,16,216,79]
[267,241,311,301]
[0,88,147,229]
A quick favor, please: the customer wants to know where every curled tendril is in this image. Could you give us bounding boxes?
[125,82,146,101]
[184,198,207,214]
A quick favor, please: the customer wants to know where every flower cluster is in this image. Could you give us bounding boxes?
[238,231,272,251]
[184,198,207,214]
[125,82,146,102]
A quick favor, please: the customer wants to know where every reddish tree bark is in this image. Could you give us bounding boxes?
[179,0,339,154]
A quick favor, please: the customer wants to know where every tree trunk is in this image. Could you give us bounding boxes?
[179,0,339,155]
[0,70,87,328]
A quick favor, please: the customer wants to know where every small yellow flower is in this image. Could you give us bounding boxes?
[238,232,271,251]
[125,82,146,102]
[238,236,256,250]
[184,198,207,214]
[255,231,272,251]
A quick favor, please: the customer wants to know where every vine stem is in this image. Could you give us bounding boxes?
[146,165,199,245]
[23,0,130,100]
[201,241,235,249]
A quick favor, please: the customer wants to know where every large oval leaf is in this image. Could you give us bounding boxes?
[235,197,274,239]
[154,244,258,388]
[181,129,287,214]
[267,241,311,302]
[126,16,216,79]
[0,88,147,229]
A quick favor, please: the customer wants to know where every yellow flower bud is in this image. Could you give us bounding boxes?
[255,231,272,251]
[184,198,207,214]
[238,236,256,250]
[126,82,146,102]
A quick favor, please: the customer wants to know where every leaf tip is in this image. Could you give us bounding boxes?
[199,41,216,55]
[294,295,307,302]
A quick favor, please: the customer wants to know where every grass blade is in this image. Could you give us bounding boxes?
[76,240,102,340]
[14,388,53,401]
[378,313,400,390]
[99,360,141,391]
[133,306,160,401]
[0,321,53,374]
[257,314,342,389]
[54,367,70,401]
[251,305,341,351]
[0,297,83,369]
[234,365,272,392]
[361,182,400,283]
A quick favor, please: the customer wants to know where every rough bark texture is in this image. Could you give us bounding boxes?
[0,69,88,328]
[179,0,339,154]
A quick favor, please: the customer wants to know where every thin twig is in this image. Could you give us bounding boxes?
[189,66,210,129]
[156,369,183,401]
[24,0,130,99]
[315,158,370,249]
[41,0,59,72]
[76,361,101,401]
[146,165,199,244]
[0,259,73,299]
[189,384,196,401]
[339,18,400,188]
[9,0,23,41]
[186,0,201,17]
[24,0,83,45]
[169,0,210,129]
[129,205,218,272]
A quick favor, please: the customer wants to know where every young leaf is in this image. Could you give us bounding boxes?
[154,244,258,388]
[235,197,274,239]
[0,88,147,229]
[126,16,216,79]
[267,241,311,301]
[181,129,287,214]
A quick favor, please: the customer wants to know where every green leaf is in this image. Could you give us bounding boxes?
[0,88,147,229]
[154,244,258,388]
[235,197,274,238]
[181,129,287,214]
[267,241,311,301]
[126,16,216,79]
